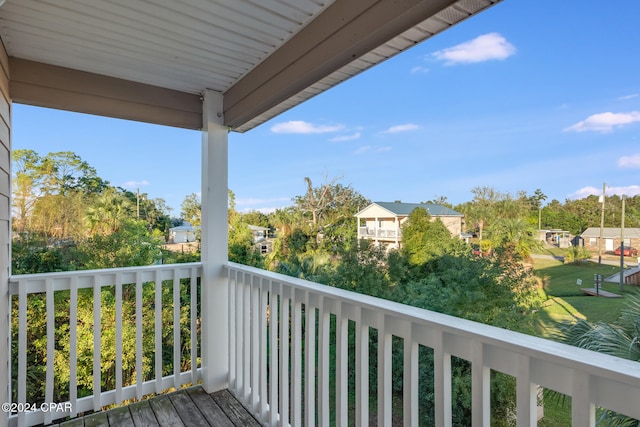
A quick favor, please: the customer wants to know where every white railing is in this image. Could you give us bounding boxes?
[358,227,401,239]
[227,262,640,426]
[8,262,202,427]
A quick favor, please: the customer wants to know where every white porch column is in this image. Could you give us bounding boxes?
[200,89,229,392]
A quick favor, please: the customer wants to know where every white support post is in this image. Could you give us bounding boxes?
[200,89,229,392]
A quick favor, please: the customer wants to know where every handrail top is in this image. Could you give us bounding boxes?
[9,261,203,283]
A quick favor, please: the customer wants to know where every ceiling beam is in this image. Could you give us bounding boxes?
[223,0,459,130]
[10,58,203,130]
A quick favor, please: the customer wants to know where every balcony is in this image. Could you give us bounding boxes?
[358,227,402,241]
[8,262,640,426]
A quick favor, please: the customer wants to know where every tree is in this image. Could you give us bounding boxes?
[85,188,132,236]
[293,176,369,239]
[401,207,461,266]
[463,186,502,242]
[11,149,42,234]
[180,193,201,226]
[488,216,541,260]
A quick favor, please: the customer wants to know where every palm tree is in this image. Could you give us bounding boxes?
[556,293,640,425]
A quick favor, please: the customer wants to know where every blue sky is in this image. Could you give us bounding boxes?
[13,0,640,216]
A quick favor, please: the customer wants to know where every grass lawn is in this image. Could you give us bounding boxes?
[532,257,640,425]
[533,258,632,328]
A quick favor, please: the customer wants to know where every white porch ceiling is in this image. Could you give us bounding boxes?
[0,0,501,132]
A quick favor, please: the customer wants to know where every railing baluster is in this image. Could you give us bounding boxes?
[355,309,369,427]
[572,371,595,426]
[236,271,244,398]
[44,277,54,425]
[516,354,536,426]
[93,275,101,411]
[304,294,316,427]
[243,274,251,403]
[173,269,181,389]
[154,270,162,394]
[318,297,330,427]
[336,302,348,427]
[190,266,198,385]
[434,331,452,427]
[69,276,78,418]
[279,283,290,427]
[229,270,241,391]
[135,271,143,400]
[290,290,302,426]
[115,272,123,404]
[404,329,418,427]
[259,277,268,422]
[378,316,392,427]
[471,341,490,427]
[268,281,278,426]
[250,274,260,413]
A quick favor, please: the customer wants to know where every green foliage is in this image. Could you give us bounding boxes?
[563,245,591,264]
[554,292,640,425]
[78,220,162,269]
[180,193,201,226]
[401,208,462,266]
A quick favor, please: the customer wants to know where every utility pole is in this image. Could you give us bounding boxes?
[620,195,626,291]
[136,188,140,220]
[598,182,606,264]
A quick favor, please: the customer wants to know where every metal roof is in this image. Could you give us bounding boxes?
[0,0,501,132]
[361,201,464,217]
[581,227,640,239]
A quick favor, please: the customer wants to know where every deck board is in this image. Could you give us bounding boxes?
[128,400,160,426]
[211,390,262,426]
[62,386,258,426]
[186,387,235,427]
[168,390,210,427]
[106,406,134,427]
[148,394,185,427]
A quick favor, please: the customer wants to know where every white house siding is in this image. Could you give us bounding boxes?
[0,38,10,426]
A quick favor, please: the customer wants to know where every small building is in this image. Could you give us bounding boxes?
[248,225,269,243]
[580,227,640,253]
[355,201,464,250]
[169,223,199,243]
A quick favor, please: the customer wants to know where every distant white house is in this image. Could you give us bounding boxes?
[169,223,199,243]
[248,225,269,243]
[355,201,465,250]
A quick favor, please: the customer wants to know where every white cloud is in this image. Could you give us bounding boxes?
[271,120,344,134]
[410,66,429,74]
[382,123,420,134]
[122,180,149,188]
[569,185,640,199]
[618,94,639,100]
[354,146,371,155]
[329,132,361,142]
[432,33,516,65]
[618,154,640,168]
[564,111,640,133]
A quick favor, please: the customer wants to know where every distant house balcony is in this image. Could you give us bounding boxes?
[8,262,640,426]
[358,226,402,240]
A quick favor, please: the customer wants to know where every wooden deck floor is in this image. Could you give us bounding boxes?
[55,387,261,427]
